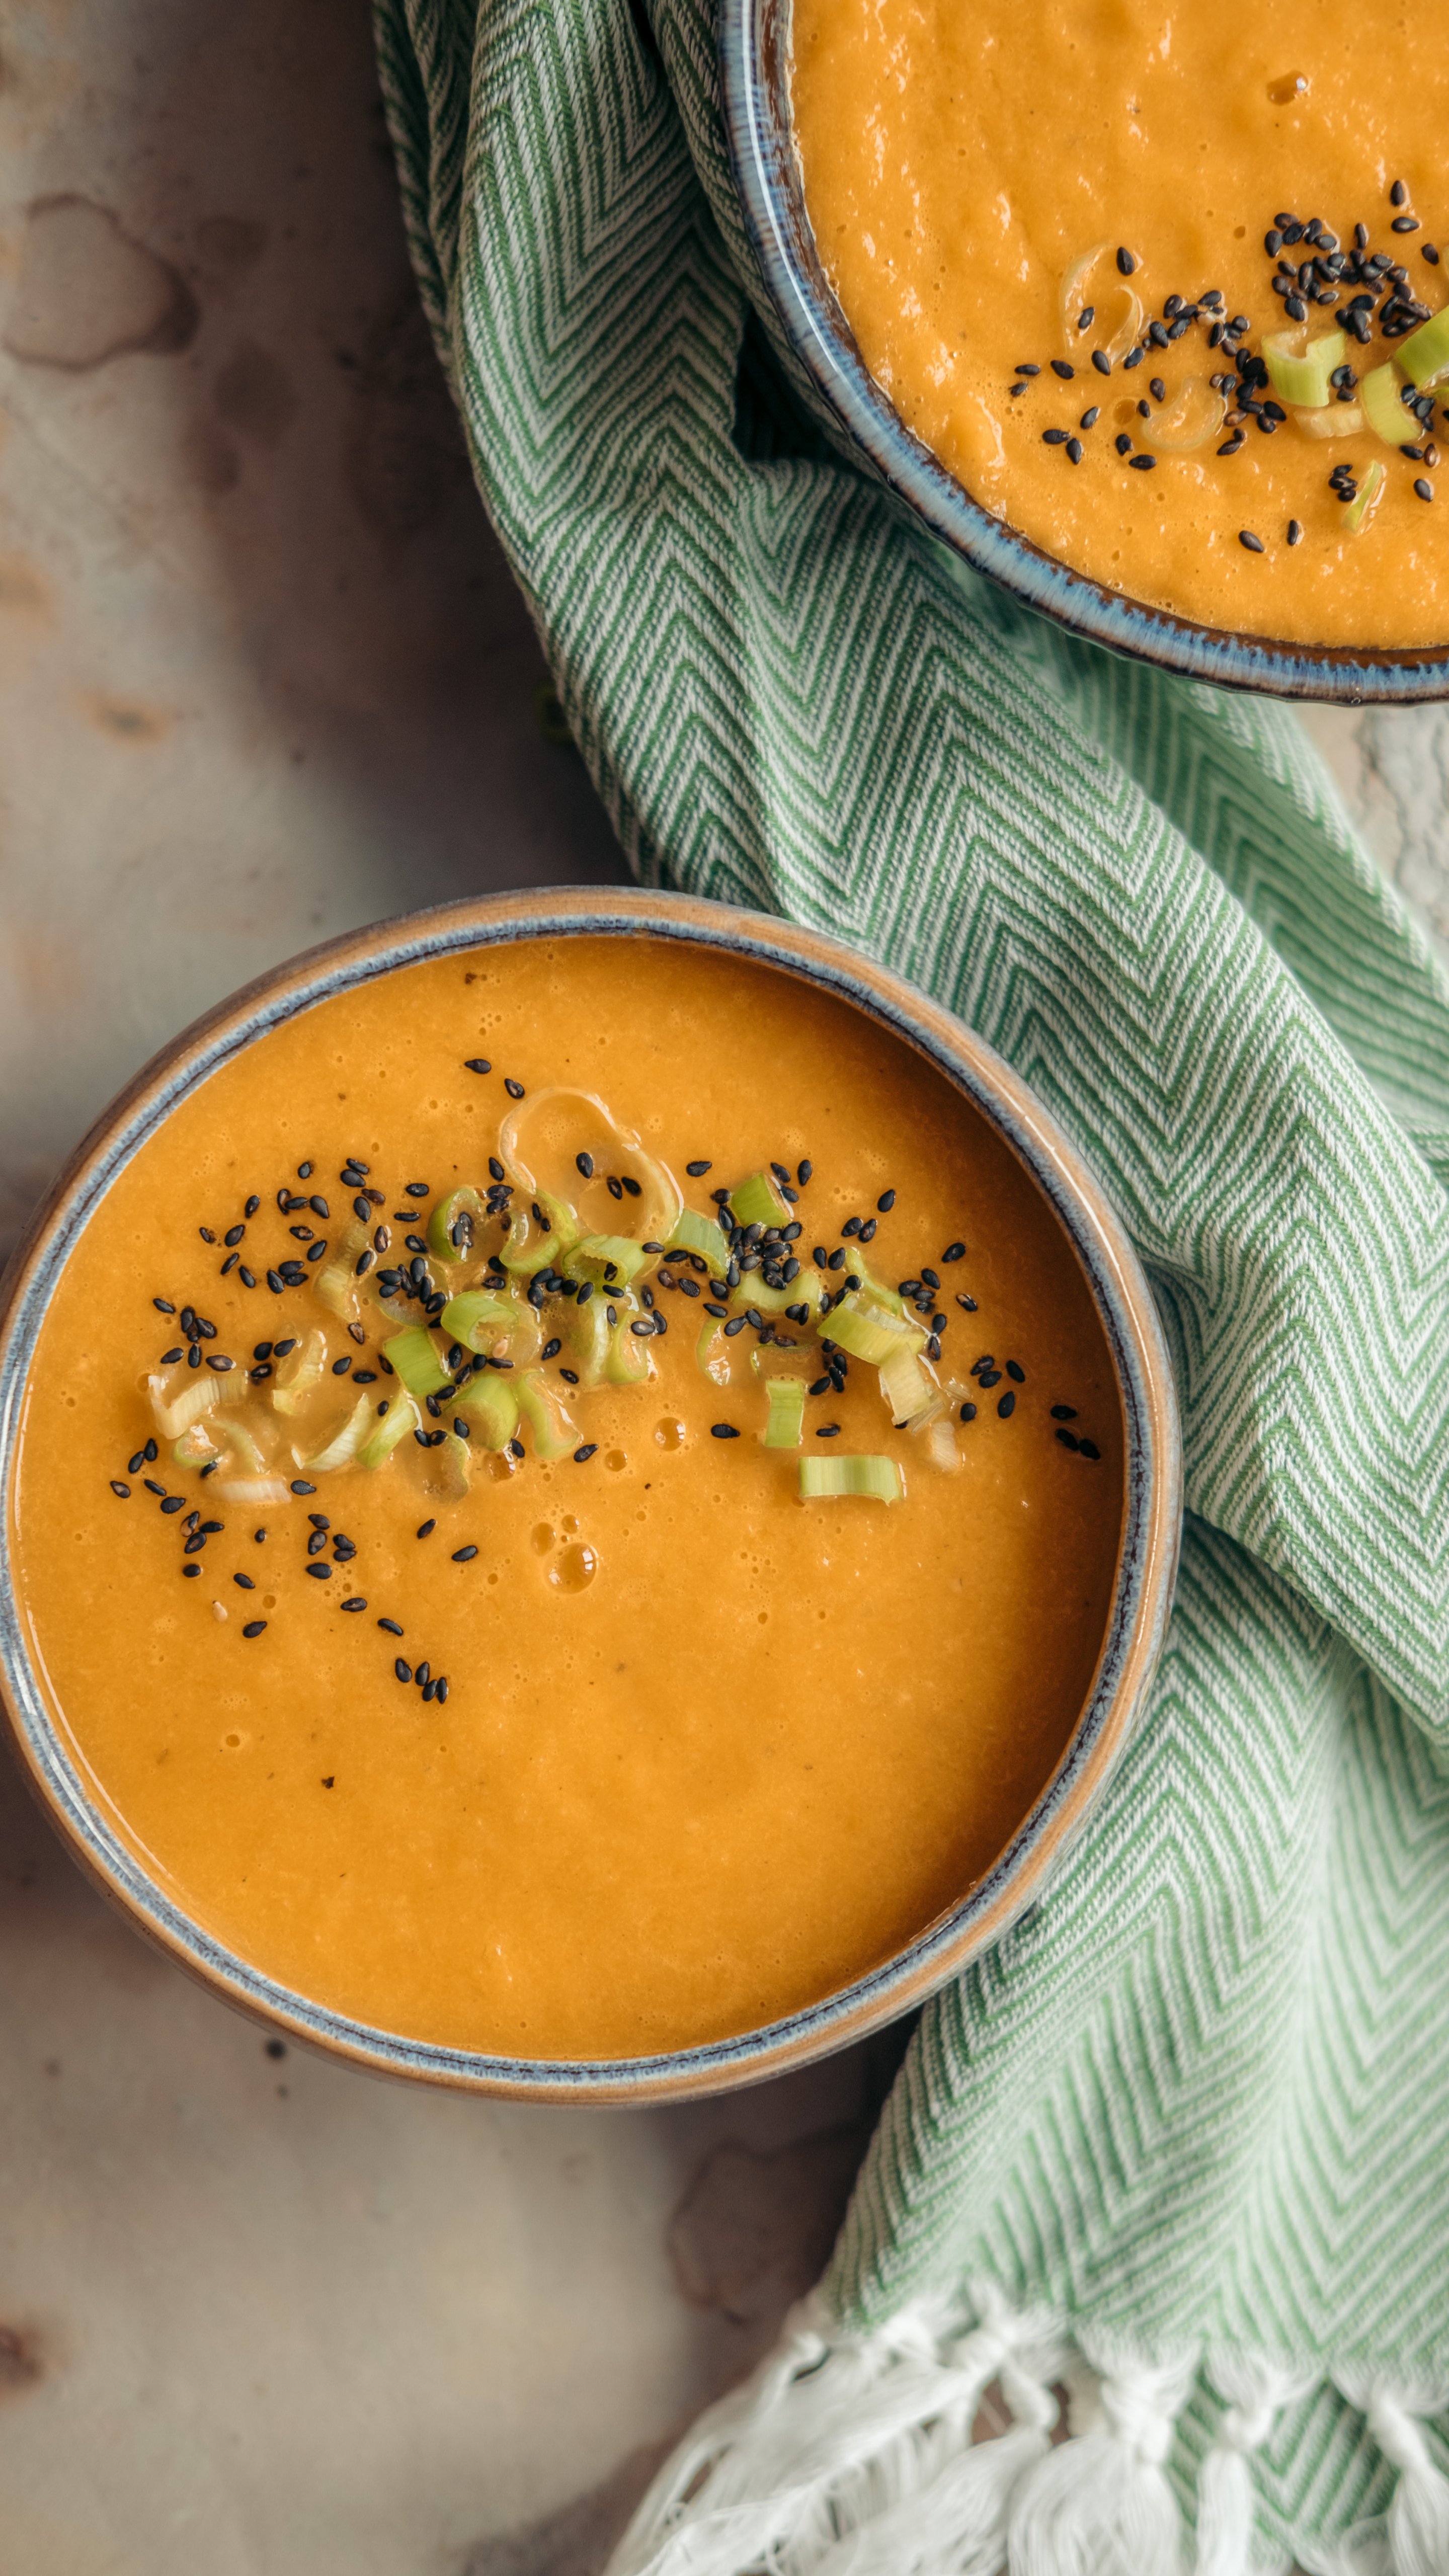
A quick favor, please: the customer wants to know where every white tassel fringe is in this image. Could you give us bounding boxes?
[1337,2374,1449,2576]
[602,2290,1449,2576]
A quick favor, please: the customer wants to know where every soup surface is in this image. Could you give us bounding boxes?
[10,938,1122,2059]
[791,0,1449,647]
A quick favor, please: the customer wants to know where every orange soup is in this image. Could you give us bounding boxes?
[792,0,1449,646]
[9,939,1122,2059]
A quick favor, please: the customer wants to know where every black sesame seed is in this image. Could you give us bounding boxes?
[1115,433,1134,455]
[244,1195,260,1217]
[685,1159,712,1176]
[1056,1428,1081,1451]
[1079,1439,1101,1460]
[305,1563,332,1580]
[1066,437,1083,463]
[1287,519,1304,545]
[998,1391,1016,1418]
[452,1544,478,1562]
[160,1496,186,1514]
[1050,1403,1078,1419]
[1079,406,1100,430]
[1129,453,1157,470]
[395,1658,413,1683]
[503,1078,525,1099]
[1005,1360,1025,1383]
[1091,350,1112,377]
[710,1423,740,1439]
[1042,427,1069,445]
[1051,359,1074,380]
[153,1298,176,1314]
[290,1480,316,1496]
[1415,478,1434,501]
[959,1402,977,1423]
[1116,247,1136,275]
[242,1620,267,1638]
[1239,529,1265,552]
[573,1444,598,1464]
[110,1479,131,1497]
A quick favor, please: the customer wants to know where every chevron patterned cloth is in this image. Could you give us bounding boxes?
[375,0,1449,2562]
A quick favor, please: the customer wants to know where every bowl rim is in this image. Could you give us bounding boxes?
[0,888,1182,2103]
[717,0,1449,706]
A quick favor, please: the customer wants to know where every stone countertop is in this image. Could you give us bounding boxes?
[0,6,1444,2569]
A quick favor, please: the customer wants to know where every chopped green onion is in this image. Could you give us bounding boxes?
[500,1189,580,1277]
[762,1378,806,1448]
[696,1316,732,1387]
[295,1393,374,1474]
[1291,403,1363,439]
[670,1209,731,1273]
[498,1085,682,1248]
[312,1221,370,1321]
[562,1288,613,1387]
[431,1430,472,1500]
[1059,241,1143,364]
[272,1327,328,1417]
[171,1422,217,1467]
[925,1417,960,1473]
[358,1392,422,1469]
[821,1294,926,1367]
[877,1339,935,1427]
[1142,376,1227,449]
[427,1186,487,1263]
[1399,307,1449,389]
[605,1310,654,1387]
[209,1475,292,1507]
[848,1260,907,1321]
[1345,459,1386,533]
[729,1170,789,1229]
[799,1454,903,1503]
[381,1324,451,1399]
[147,1366,246,1442]
[516,1370,579,1461]
[566,1232,651,1289]
[453,1371,520,1450]
[439,1290,518,1354]
[209,1414,269,1476]
[729,1267,826,1320]
[1360,362,1409,447]
[1262,327,1345,410]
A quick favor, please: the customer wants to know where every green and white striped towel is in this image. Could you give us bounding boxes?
[376,0,1449,2561]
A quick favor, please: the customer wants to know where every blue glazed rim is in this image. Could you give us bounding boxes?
[717,0,1449,706]
[0,891,1181,2103]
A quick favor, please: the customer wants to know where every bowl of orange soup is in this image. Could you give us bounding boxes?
[720,0,1449,699]
[0,891,1179,2101]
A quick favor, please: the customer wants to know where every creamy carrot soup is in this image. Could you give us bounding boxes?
[791,0,1449,647]
[10,940,1122,2059]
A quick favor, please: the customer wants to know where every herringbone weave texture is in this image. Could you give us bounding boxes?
[376,0,1449,2550]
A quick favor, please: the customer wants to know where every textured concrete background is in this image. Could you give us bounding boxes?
[0,4,1443,2568]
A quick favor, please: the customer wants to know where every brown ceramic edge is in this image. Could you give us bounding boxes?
[0,889,1182,2105]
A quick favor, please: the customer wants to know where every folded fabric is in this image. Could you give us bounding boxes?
[375,0,1449,2560]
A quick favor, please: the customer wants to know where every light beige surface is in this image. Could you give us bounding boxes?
[0,3,1443,2570]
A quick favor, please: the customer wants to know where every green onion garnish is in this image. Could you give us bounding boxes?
[313,1222,370,1321]
[452,1371,520,1450]
[799,1454,903,1503]
[1262,327,1345,410]
[516,1369,579,1461]
[696,1316,732,1386]
[147,1366,247,1442]
[498,1084,683,1248]
[820,1294,926,1367]
[294,1393,374,1474]
[381,1325,452,1399]
[1360,361,1409,447]
[357,1393,422,1470]
[500,1189,580,1277]
[670,1209,732,1272]
[433,1430,472,1499]
[1345,459,1387,533]
[439,1290,521,1354]
[729,1268,825,1320]
[1399,307,1449,390]
[426,1186,487,1264]
[604,1311,654,1387]
[762,1378,807,1447]
[209,1414,269,1476]
[271,1327,328,1417]
[729,1170,789,1229]
[877,1339,935,1427]
[566,1232,652,1290]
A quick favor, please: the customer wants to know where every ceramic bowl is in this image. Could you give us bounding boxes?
[717,0,1449,705]
[0,889,1181,2103]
